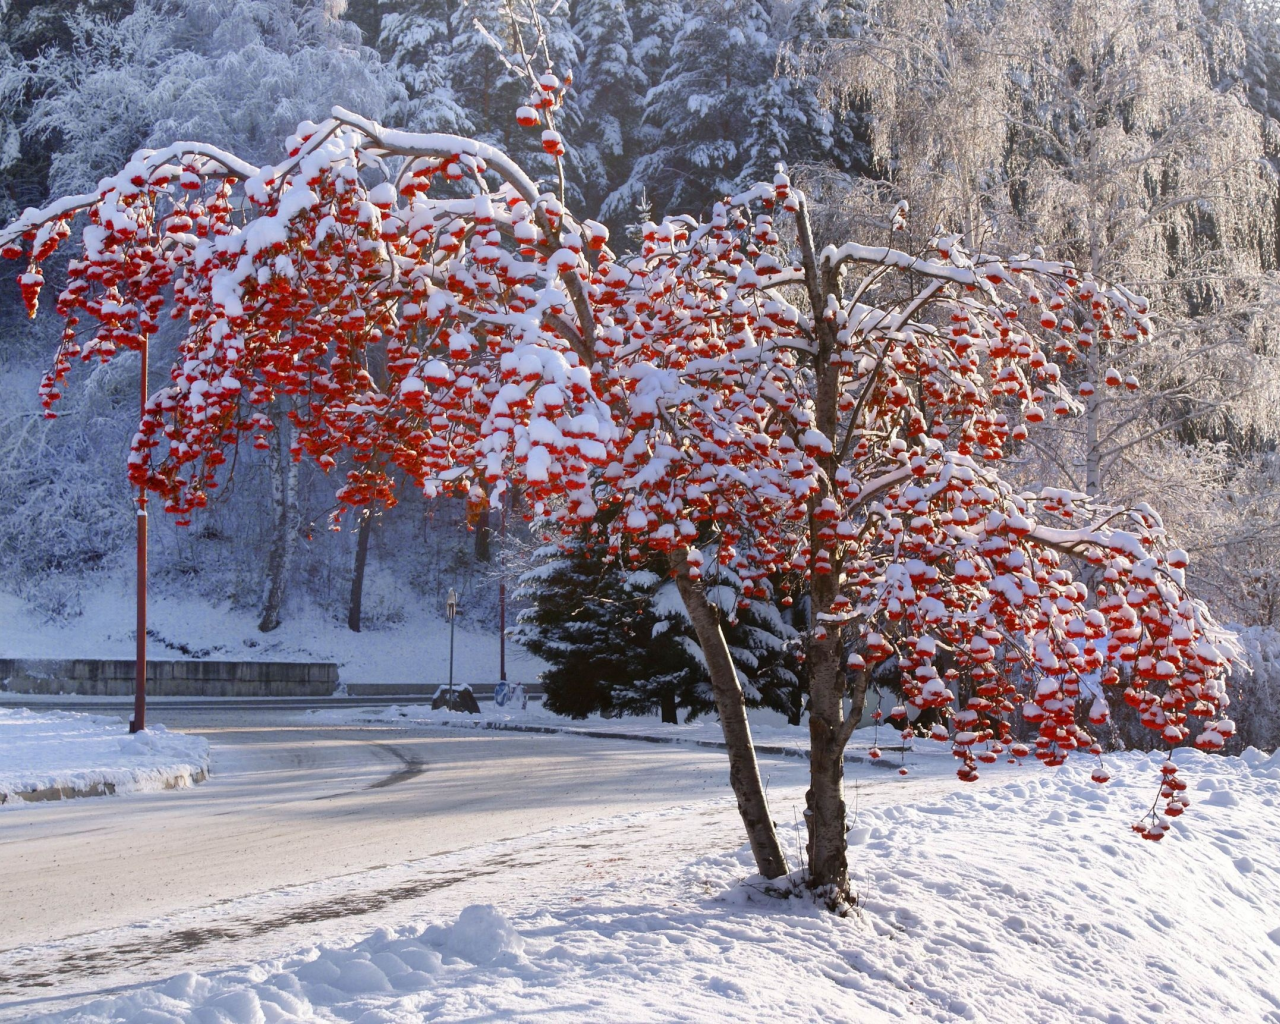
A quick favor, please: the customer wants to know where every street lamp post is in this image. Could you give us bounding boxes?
[446,587,458,710]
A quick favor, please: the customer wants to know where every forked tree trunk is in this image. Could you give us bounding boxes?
[347,508,373,632]
[670,549,789,880]
[259,408,297,633]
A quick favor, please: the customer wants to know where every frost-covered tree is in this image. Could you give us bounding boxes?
[570,0,647,221]
[624,0,774,214]
[25,0,400,193]
[798,0,1280,510]
[0,0,135,221]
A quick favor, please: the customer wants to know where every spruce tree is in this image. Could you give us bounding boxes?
[570,0,647,221]
[377,0,470,134]
[624,0,774,215]
[515,533,804,724]
[447,0,582,200]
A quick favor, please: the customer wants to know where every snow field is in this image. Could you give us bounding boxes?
[0,707,209,804]
[39,746,1280,1023]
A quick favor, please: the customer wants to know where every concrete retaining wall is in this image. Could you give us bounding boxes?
[0,659,338,697]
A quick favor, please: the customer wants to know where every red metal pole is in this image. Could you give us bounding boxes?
[131,339,148,733]
[498,492,507,682]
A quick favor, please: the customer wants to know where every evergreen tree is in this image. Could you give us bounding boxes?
[769,0,873,177]
[571,0,647,220]
[448,0,581,199]
[377,0,469,134]
[622,0,774,215]
[514,533,804,724]
[514,536,712,722]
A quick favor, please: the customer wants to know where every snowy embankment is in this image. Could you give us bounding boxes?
[0,707,208,804]
[45,747,1280,1024]
[309,700,915,767]
[0,589,544,687]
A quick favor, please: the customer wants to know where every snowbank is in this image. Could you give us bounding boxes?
[41,747,1280,1022]
[0,707,209,804]
[308,701,950,770]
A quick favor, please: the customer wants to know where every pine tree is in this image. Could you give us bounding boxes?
[623,0,774,215]
[571,0,647,220]
[514,534,803,724]
[377,0,470,134]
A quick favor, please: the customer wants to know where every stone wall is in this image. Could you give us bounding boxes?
[0,659,339,697]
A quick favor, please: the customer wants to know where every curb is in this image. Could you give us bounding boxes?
[0,766,208,805]
[381,717,903,768]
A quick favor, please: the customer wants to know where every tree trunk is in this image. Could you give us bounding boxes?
[474,503,492,562]
[670,549,789,880]
[793,198,856,897]
[804,577,852,895]
[1085,342,1102,498]
[660,689,678,724]
[347,508,373,632]
[258,408,297,633]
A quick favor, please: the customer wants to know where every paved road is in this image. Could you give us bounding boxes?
[0,704,812,1017]
[0,694,463,713]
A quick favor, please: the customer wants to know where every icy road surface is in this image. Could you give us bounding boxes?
[0,702,866,1017]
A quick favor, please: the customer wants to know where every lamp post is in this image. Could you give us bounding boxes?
[446,587,457,710]
[130,338,149,734]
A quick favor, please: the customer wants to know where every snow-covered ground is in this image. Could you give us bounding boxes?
[0,589,543,686]
[0,707,209,804]
[28,745,1280,1023]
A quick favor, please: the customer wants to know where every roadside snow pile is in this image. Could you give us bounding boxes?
[307,702,966,773]
[312,700,829,752]
[0,707,208,804]
[46,747,1280,1023]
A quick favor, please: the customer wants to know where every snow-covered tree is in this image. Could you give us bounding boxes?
[570,0,647,221]
[516,530,803,723]
[623,0,774,214]
[1,30,1243,901]
[25,0,400,194]
[376,0,470,135]
[447,0,581,199]
[514,534,715,722]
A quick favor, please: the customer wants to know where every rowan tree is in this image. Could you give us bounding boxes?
[1,36,1242,902]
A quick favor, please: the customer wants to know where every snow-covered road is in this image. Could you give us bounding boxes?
[0,706,831,1017]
